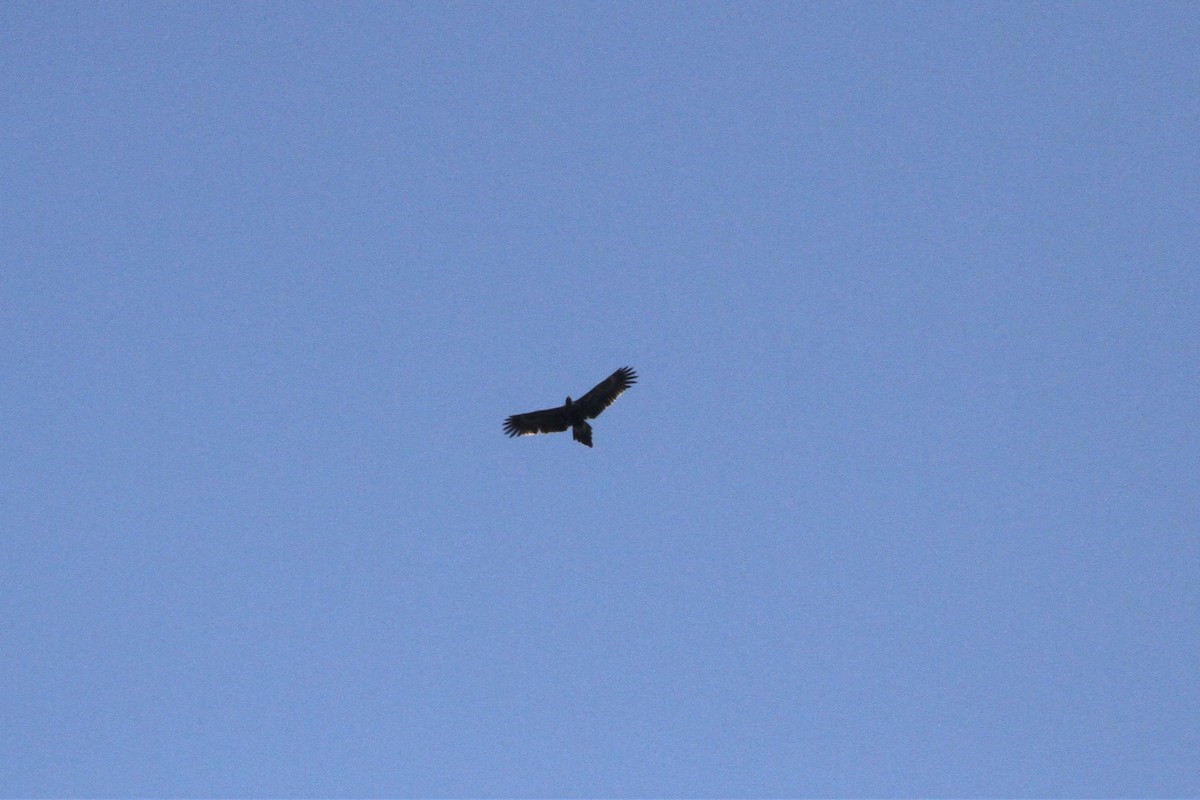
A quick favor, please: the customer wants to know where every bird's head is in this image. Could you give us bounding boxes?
[565,396,573,407]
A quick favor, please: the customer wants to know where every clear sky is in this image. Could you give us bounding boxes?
[3,2,1197,797]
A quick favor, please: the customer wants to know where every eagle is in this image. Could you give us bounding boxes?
[503,366,637,447]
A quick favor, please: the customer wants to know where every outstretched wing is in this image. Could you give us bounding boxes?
[574,366,638,419]
[503,405,570,438]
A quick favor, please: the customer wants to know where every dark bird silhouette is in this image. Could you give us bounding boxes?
[503,366,637,447]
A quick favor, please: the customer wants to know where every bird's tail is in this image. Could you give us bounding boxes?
[572,421,593,447]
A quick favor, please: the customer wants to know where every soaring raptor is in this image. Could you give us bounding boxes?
[503,366,637,447]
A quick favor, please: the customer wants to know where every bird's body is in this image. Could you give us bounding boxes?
[560,397,594,447]
[504,367,637,447]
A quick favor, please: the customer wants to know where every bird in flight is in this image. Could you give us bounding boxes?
[503,366,638,447]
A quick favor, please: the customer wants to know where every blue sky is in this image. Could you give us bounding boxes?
[2,2,1197,796]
